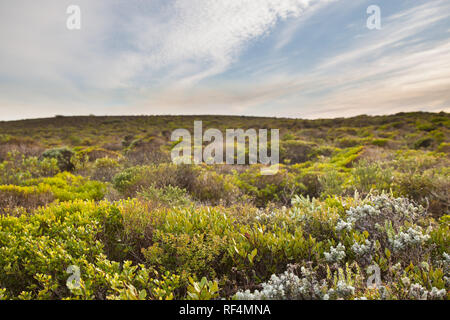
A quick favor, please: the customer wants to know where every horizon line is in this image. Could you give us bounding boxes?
[1,110,448,124]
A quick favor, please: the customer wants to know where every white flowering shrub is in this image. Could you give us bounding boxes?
[338,195,426,236]
[442,252,450,271]
[236,267,327,300]
[441,252,450,288]
[254,208,281,224]
[236,264,362,300]
[324,243,346,263]
[336,219,353,232]
[336,194,434,264]
[351,240,374,264]
[326,280,355,300]
[289,195,340,240]
[234,194,448,301]
[388,226,430,253]
[408,283,446,300]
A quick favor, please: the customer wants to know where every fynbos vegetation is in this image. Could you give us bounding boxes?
[0,112,448,300]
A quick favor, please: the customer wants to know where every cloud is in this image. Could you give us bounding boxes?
[130,0,331,86]
[0,0,448,120]
[291,0,450,118]
[273,0,339,51]
[132,0,450,119]
[134,74,300,115]
[0,0,331,119]
[317,1,450,70]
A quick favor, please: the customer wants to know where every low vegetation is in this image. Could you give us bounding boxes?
[0,112,448,300]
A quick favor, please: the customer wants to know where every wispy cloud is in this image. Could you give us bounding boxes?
[0,0,331,119]
[130,0,332,86]
[0,0,448,120]
[133,0,450,118]
[290,0,450,117]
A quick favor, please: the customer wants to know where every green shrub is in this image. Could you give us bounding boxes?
[0,152,59,185]
[186,277,219,300]
[0,184,54,214]
[371,138,390,147]
[138,185,192,207]
[350,160,393,194]
[23,172,106,201]
[416,121,435,132]
[77,147,121,162]
[336,137,364,148]
[0,193,448,300]
[0,200,184,299]
[437,142,450,153]
[414,137,434,149]
[319,170,346,197]
[237,165,303,206]
[41,147,75,172]
[191,169,241,205]
[330,147,364,168]
[91,157,122,182]
[280,140,314,164]
[112,164,179,197]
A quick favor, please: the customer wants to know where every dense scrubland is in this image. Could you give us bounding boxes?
[0,112,448,300]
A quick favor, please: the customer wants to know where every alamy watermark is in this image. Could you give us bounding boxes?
[367,5,381,30]
[171,121,279,175]
[66,5,81,30]
[67,4,381,32]
[66,265,81,290]
[367,264,382,289]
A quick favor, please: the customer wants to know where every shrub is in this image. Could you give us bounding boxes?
[394,170,449,217]
[319,169,346,197]
[235,268,327,300]
[0,136,43,161]
[138,185,192,207]
[336,194,430,265]
[437,142,450,153]
[23,172,106,201]
[330,147,364,168]
[77,147,121,162]
[125,139,169,166]
[91,157,122,182]
[140,206,234,280]
[0,193,448,300]
[186,277,219,300]
[191,169,241,205]
[0,200,184,299]
[0,200,109,298]
[112,164,179,197]
[41,147,75,172]
[0,184,54,214]
[280,140,314,164]
[371,139,390,147]
[336,137,364,148]
[414,137,434,149]
[0,152,59,185]
[350,160,393,194]
[237,165,303,206]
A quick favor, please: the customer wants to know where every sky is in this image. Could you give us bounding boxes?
[0,0,449,121]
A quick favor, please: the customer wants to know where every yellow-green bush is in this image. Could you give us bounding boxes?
[0,184,54,213]
[0,112,448,300]
[91,157,123,182]
[0,193,448,300]
[0,152,59,185]
[22,172,106,201]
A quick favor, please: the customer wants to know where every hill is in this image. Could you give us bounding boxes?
[0,111,448,300]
